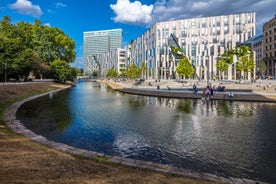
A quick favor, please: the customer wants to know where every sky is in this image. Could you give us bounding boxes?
[0,0,276,68]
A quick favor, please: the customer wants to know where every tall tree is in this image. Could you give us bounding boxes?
[176,56,194,79]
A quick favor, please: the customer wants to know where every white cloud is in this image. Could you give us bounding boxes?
[9,0,43,17]
[44,23,51,27]
[56,2,67,8]
[110,0,154,26]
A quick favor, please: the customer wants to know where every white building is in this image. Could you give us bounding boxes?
[129,12,256,80]
[97,48,126,76]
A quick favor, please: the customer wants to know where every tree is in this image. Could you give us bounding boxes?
[106,67,118,78]
[259,60,267,77]
[235,46,254,79]
[127,63,141,79]
[50,59,76,83]
[0,16,76,82]
[176,56,194,79]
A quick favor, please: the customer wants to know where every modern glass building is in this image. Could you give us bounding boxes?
[83,29,123,75]
[129,12,256,80]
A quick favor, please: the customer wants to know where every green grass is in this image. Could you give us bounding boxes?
[0,86,64,126]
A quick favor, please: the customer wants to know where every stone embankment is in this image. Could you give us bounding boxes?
[100,79,276,103]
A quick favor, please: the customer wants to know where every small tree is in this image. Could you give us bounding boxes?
[259,60,267,77]
[176,56,194,79]
[127,63,141,79]
[106,67,118,78]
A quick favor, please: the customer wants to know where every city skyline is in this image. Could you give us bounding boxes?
[1,0,276,68]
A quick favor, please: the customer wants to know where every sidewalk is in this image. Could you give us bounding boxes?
[103,79,276,103]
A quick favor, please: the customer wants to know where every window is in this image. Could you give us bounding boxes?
[202,18,206,27]
[216,26,221,34]
[216,17,220,26]
[224,16,229,25]
[224,26,229,34]
[247,14,251,23]
[236,14,241,24]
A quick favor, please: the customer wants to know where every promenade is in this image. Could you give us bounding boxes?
[104,79,276,103]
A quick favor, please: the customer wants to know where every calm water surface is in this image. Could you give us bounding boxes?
[17,82,276,183]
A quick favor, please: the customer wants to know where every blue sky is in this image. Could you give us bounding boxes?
[1,0,276,68]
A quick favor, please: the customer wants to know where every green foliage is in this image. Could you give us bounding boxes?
[119,68,127,77]
[176,56,194,78]
[259,60,267,75]
[170,45,183,57]
[126,63,141,79]
[0,16,76,82]
[234,45,254,72]
[106,67,118,77]
[216,58,229,72]
[92,71,98,78]
[50,59,76,83]
[216,45,254,78]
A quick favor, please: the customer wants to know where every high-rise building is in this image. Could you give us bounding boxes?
[83,29,123,75]
[129,12,256,80]
[263,15,276,78]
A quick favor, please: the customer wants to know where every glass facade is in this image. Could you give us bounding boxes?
[130,12,256,80]
[83,29,122,75]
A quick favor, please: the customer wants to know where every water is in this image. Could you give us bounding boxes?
[17,82,276,183]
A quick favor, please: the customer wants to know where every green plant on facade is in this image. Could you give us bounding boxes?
[170,46,194,79]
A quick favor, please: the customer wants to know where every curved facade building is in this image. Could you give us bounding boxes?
[129,12,256,80]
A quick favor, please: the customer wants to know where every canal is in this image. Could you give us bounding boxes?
[17,82,276,183]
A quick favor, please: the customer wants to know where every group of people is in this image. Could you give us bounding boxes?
[193,84,216,97]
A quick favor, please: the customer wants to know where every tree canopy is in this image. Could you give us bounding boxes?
[176,56,194,78]
[0,16,76,82]
[216,45,254,79]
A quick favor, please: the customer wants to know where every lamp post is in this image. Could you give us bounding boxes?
[4,62,7,83]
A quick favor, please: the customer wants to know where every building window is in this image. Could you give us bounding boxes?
[216,17,220,26]
[247,14,251,23]
[224,16,229,26]
[202,18,206,27]
[216,26,220,34]
[236,14,241,24]
[224,26,229,34]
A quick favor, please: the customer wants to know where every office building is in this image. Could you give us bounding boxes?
[97,48,126,76]
[83,29,123,75]
[129,12,256,80]
[263,15,276,78]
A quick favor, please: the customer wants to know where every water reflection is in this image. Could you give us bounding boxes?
[17,82,276,183]
[17,90,71,134]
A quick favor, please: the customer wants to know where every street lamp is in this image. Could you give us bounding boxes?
[4,62,7,83]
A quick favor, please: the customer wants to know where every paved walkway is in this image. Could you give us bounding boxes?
[104,79,276,103]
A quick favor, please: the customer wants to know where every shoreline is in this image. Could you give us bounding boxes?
[102,80,276,103]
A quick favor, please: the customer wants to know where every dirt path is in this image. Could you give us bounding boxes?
[0,82,219,184]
